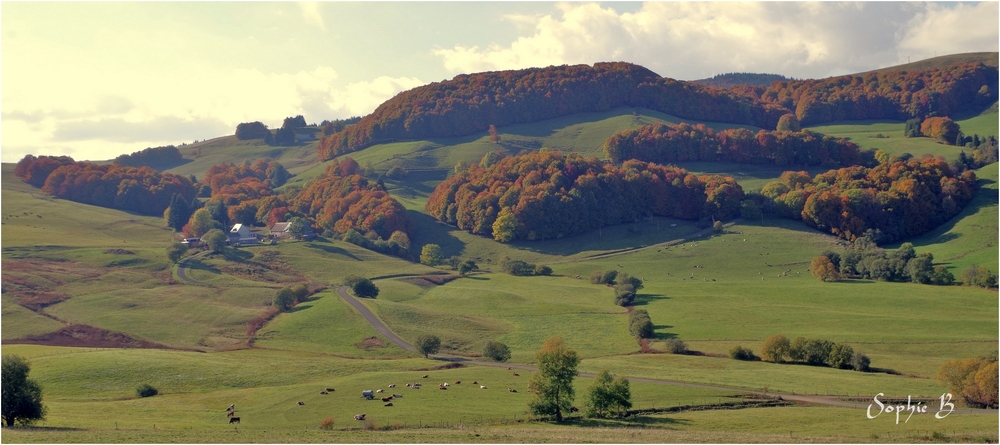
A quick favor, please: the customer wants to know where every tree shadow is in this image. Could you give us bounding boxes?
[631,293,671,306]
[288,303,314,313]
[222,249,253,262]
[148,158,193,172]
[185,259,219,274]
[407,210,465,257]
[651,325,677,340]
[305,242,360,260]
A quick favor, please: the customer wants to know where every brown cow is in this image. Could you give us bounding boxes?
[512,372,519,376]
[384,402,393,407]
[381,396,393,402]
[227,411,235,417]
[325,387,335,392]
[422,375,428,378]
[320,391,328,395]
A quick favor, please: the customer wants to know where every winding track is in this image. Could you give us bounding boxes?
[336,285,996,415]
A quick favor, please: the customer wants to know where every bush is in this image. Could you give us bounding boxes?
[803,339,834,366]
[351,278,379,299]
[319,417,335,430]
[666,338,687,354]
[601,270,619,285]
[760,334,790,363]
[614,284,636,307]
[828,343,855,369]
[730,346,757,361]
[500,258,536,276]
[852,352,871,372]
[628,309,653,339]
[482,340,512,362]
[589,270,605,284]
[274,287,296,311]
[534,265,553,276]
[136,383,158,398]
[290,284,310,303]
[616,272,643,290]
[420,244,444,266]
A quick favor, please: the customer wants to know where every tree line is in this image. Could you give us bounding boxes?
[317,61,995,159]
[426,151,744,242]
[603,121,862,167]
[113,145,183,168]
[14,155,198,217]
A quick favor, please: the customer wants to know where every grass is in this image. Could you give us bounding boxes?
[165,135,320,179]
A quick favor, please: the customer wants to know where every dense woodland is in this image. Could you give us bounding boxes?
[426,151,744,242]
[759,158,977,243]
[14,155,198,216]
[692,72,792,89]
[113,145,184,168]
[318,61,996,159]
[603,122,863,167]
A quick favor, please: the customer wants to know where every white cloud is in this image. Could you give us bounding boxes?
[298,2,326,31]
[433,2,998,80]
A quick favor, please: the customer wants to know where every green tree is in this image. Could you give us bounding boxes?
[165,193,190,231]
[274,287,296,311]
[584,369,632,418]
[290,284,310,303]
[775,113,801,132]
[527,336,579,422]
[165,242,187,264]
[852,352,871,372]
[415,335,441,358]
[136,384,158,398]
[962,264,998,288]
[1,355,46,427]
[458,260,478,276]
[351,277,379,299]
[789,336,808,361]
[534,265,553,276]
[828,343,855,369]
[286,216,309,240]
[760,334,790,363]
[492,207,517,242]
[614,284,636,307]
[420,244,444,266]
[482,340,512,362]
[186,208,222,238]
[389,231,411,252]
[202,229,227,253]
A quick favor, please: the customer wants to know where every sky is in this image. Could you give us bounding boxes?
[2,2,998,163]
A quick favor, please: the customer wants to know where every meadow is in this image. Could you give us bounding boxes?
[2,101,998,442]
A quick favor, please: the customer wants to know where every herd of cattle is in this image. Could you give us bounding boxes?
[226,370,531,424]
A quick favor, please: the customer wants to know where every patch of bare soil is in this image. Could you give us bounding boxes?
[1,259,105,310]
[354,336,387,350]
[4,324,172,349]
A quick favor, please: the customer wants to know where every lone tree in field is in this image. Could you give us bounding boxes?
[585,369,632,419]
[415,335,441,358]
[482,340,511,362]
[810,255,840,281]
[166,242,187,264]
[273,287,296,311]
[2,355,47,427]
[420,244,444,266]
[527,336,579,422]
[351,277,379,299]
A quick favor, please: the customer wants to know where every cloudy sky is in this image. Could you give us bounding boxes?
[2,2,997,163]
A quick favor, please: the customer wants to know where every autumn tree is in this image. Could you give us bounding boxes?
[527,336,579,422]
[921,116,961,145]
[937,358,999,408]
[961,264,997,288]
[488,124,501,143]
[202,229,227,253]
[184,208,222,238]
[810,255,840,282]
[420,244,444,266]
[235,122,270,140]
[760,334,790,363]
[775,113,801,132]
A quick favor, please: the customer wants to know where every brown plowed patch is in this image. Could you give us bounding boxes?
[354,336,387,350]
[4,324,172,349]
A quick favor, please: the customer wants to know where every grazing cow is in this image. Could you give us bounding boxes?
[480,385,487,389]
[506,367,511,370]
[438,385,448,390]
[384,402,393,407]
[454,381,461,384]
[229,417,240,424]
[443,382,450,387]
[472,381,478,385]
[421,375,428,378]
[388,384,396,388]
[406,383,411,387]
[325,388,335,392]
[227,411,235,417]
[376,389,384,393]
[320,391,328,395]
[508,388,517,393]
[570,406,579,412]
[381,396,393,402]
[297,401,305,406]
[392,394,403,398]
[512,372,519,376]
[354,414,366,421]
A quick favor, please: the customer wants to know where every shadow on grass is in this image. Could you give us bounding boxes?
[632,293,671,306]
[564,415,690,428]
[221,248,253,262]
[407,210,465,257]
[185,259,220,274]
[304,241,360,260]
[652,325,677,340]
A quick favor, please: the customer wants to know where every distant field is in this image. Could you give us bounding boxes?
[807,111,998,162]
[166,135,319,179]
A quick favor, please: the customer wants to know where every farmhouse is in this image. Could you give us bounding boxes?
[228,224,259,245]
[269,222,291,239]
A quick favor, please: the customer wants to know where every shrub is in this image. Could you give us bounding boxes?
[589,270,605,284]
[828,343,855,369]
[420,244,444,266]
[482,340,512,362]
[319,417,335,430]
[601,270,619,285]
[803,339,834,366]
[274,287,296,311]
[614,284,636,307]
[730,346,757,361]
[852,352,871,372]
[666,338,688,354]
[500,258,536,276]
[616,272,643,290]
[385,164,408,180]
[136,383,158,398]
[534,265,553,276]
[351,278,379,299]
[629,318,653,339]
